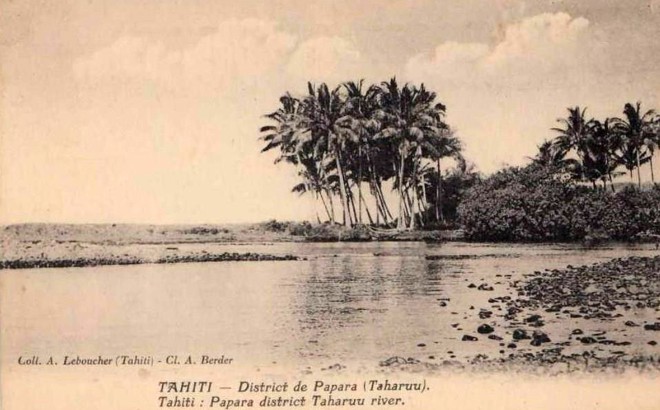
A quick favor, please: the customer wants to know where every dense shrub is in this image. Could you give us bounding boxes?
[458,165,660,242]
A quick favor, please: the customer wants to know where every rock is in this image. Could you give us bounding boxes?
[512,329,530,340]
[525,314,542,323]
[478,310,493,319]
[579,336,597,345]
[571,329,584,335]
[477,324,495,334]
[643,322,660,331]
[648,341,657,346]
[462,335,478,342]
[488,335,503,341]
[478,283,494,291]
[507,343,517,349]
[468,283,476,288]
[417,343,426,347]
[379,356,408,366]
[530,331,551,346]
[624,321,639,327]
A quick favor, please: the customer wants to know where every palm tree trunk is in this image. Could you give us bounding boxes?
[416,187,425,228]
[404,188,414,229]
[636,149,642,189]
[334,152,350,226]
[370,180,385,225]
[650,156,656,185]
[376,181,393,221]
[408,158,419,230]
[325,188,336,223]
[358,187,374,225]
[397,151,406,230]
[318,190,332,222]
[347,186,358,226]
[420,174,428,212]
[435,158,443,223]
[358,147,363,224]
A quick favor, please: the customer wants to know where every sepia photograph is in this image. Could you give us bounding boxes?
[1,1,659,409]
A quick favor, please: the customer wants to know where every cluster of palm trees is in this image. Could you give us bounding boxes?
[535,102,659,190]
[260,78,463,229]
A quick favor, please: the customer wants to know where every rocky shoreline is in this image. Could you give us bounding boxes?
[0,251,301,270]
[376,255,660,374]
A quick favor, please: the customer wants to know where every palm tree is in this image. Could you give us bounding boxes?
[552,106,593,182]
[426,130,461,224]
[613,102,656,188]
[341,80,384,224]
[644,115,660,185]
[586,118,622,191]
[375,78,450,229]
[259,78,462,230]
[260,93,338,222]
[303,82,360,226]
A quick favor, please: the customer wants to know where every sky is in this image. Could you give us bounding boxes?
[1,0,659,224]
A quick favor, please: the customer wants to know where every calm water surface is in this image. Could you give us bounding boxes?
[4,242,659,370]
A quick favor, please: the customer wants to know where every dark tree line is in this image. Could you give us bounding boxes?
[534,102,660,190]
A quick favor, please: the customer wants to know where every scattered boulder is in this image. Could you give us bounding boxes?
[530,331,551,346]
[512,329,530,340]
[462,335,478,342]
[478,310,493,319]
[477,324,495,334]
[579,337,597,345]
[478,283,494,291]
[379,356,407,366]
[644,323,660,331]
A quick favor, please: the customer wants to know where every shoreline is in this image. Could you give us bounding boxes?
[0,251,301,270]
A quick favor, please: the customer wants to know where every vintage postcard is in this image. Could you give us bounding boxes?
[1,1,659,409]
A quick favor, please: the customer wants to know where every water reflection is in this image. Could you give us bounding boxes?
[3,242,658,368]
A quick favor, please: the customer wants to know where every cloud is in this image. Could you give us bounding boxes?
[404,13,600,172]
[286,36,367,83]
[74,18,297,92]
[406,13,593,87]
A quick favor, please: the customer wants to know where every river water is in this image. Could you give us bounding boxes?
[3,242,659,372]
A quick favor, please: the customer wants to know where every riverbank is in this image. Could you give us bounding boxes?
[1,222,463,245]
[0,223,461,269]
[374,255,660,375]
[0,224,312,269]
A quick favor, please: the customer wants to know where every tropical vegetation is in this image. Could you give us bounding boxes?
[259,78,463,229]
[534,102,660,190]
[458,164,660,242]
[261,84,660,242]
